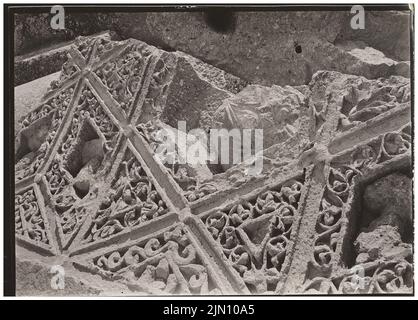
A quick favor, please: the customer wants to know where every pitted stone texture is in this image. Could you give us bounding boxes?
[355,173,412,264]
[138,82,312,203]
[111,10,412,86]
[212,84,306,149]
[145,11,343,86]
[14,12,111,56]
[16,258,101,296]
[13,24,412,296]
[336,10,411,61]
[15,32,112,86]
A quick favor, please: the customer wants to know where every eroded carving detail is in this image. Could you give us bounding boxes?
[75,36,97,59]
[15,86,75,181]
[15,188,52,247]
[139,52,176,121]
[94,43,153,117]
[14,35,413,296]
[339,77,410,131]
[77,225,221,294]
[312,125,411,272]
[201,177,304,293]
[45,87,119,198]
[49,58,80,92]
[81,147,169,244]
[304,259,413,294]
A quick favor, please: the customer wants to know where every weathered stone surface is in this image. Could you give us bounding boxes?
[14,72,60,135]
[144,11,345,86]
[336,10,411,61]
[15,46,68,86]
[14,12,111,56]
[158,52,245,130]
[106,10,412,86]
[307,70,410,136]
[137,80,313,202]
[16,258,101,296]
[355,173,412,264]
[212,84,306,148]
[13,10,413,296]
[14,32,112,86]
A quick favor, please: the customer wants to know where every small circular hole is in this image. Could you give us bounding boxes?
[295,45,302,54]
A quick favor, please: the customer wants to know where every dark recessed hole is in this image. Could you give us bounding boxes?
[295,44,302,54]
[73,181,90,199]
[203,8,236,34]
[65,120,103,178]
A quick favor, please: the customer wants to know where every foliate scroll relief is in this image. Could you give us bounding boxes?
[309,125,412,291]
[80,147,170,245]
[15,86,75,181]
[306,171,413,294]
[45,87,119,199]
[201,177,304,293]
[94,43,153,118]
[312,165,359,270]
[63,86,120,173]
[13,28,413,297]
[15,187,52,249]
[304,259,413,294]
[74,36,97,59]
[44,86,122,249]
[76,225,222,294]
[57,205,91,249]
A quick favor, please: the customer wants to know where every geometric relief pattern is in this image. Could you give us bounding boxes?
[93,40,154,118]
[307,124,412,294]
[15,36,214,295]
[304,259,414,294]
[14,35,412,296]
[135,121,218,203]
[15,85,75,182]
[79,146,171,247]
[44,86,122,250]
[201,176,305,294]
[15,185,54,254]
[312,124,412,271]
[75,225,222,294]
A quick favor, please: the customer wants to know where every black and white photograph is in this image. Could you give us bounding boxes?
[2,1,416,304]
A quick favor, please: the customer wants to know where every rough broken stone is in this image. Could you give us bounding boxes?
[109,10,411,86]
[212,84,306,149]
[12,10,412,296]
[14,12,112,56]
[354,173,412,264]
[144,11,346,85]
[336,10,411,61]
[355,225,412,264]
[307,70,410,138]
